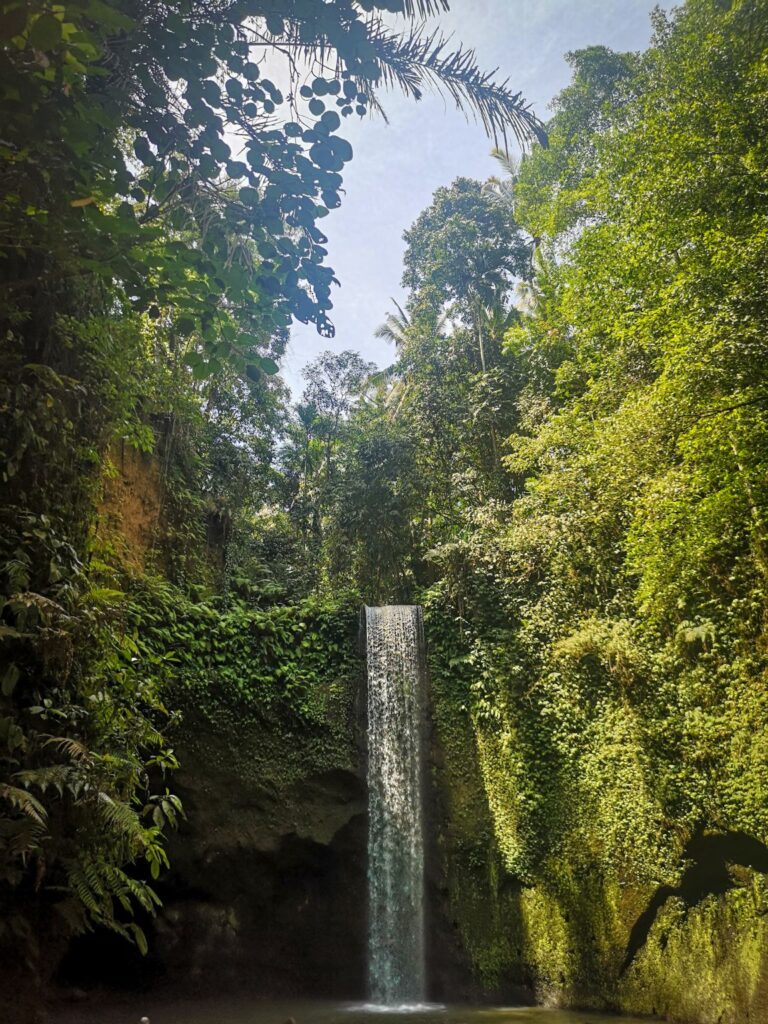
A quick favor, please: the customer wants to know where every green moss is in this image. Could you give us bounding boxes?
[109,577,365,849]
[120,574,360,731]
[621,883,768,1023]
[424,597,768,1019]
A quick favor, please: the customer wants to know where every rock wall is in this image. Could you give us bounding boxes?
[58,603,369,999]
[154,707,368,997]
[58,595,768,1021]
[143,605,520,1006]
[98,443,166,572]
[424,606,768,1023]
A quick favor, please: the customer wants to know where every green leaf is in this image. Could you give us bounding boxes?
[27,13,62,51]
[225,78,243,101]
[226,160,248,178]
[2,664,20,697]
[85,0,135,32]
[265,13,284,35]
[320,111,341,133]
[239,186,260,205]
[129,923,148,956]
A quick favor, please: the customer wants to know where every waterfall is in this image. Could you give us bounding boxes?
[365,605,426,1006]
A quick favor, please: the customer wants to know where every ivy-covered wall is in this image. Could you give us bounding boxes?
[60,581,369,996]
[158,591,368,996]
[424,598,768,1023]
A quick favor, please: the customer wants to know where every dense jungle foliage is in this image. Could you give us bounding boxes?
[0,0,543,994]
[2,0,768,1018]
[351,0,768,1010]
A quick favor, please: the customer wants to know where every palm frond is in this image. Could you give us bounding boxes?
[374,299,410,346]
[400,0,450,14]
[385,379,416,420]
[490,146,519,177]
[373,319,397,342]
[273,15,546,148]
[368,364,398,386]
[366,27,548,148]
[368,0,449,14]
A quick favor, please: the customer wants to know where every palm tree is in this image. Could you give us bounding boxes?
[374,300,412,352]
[478,299,518,340]
[371,300,450,420]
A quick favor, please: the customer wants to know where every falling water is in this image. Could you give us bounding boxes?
[365,605,426,1006]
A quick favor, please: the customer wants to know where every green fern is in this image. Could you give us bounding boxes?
[0,784,47,826]
[42,735,92,764]
[14,765,74,798]
[96,793,144,844]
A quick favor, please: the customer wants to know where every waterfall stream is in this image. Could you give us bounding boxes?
[365,605,426,1006]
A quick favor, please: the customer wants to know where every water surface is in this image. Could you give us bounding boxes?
[50,996,654,1024]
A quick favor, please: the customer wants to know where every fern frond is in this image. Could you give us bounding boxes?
[14,764,73,797]
[5,817,46,857]
[68,861,106,919]
[84,857,108,899]
[96,793,144,843]
[0,784,47,826]
[139,725,165,749]
[54,897,88,935]
[67,854,162,935]
[121,872,161,912]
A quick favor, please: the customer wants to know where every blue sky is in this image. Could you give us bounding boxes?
[281,0,666,397]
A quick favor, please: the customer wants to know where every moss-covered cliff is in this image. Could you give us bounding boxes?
[58,593,368,998]
[157,596,368,996]
[425,597,768,1023]
[54,582,767,1023]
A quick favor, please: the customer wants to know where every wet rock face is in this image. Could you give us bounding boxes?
[58,668,368,999]
[147,707,369,998]
[155,812,368,996]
